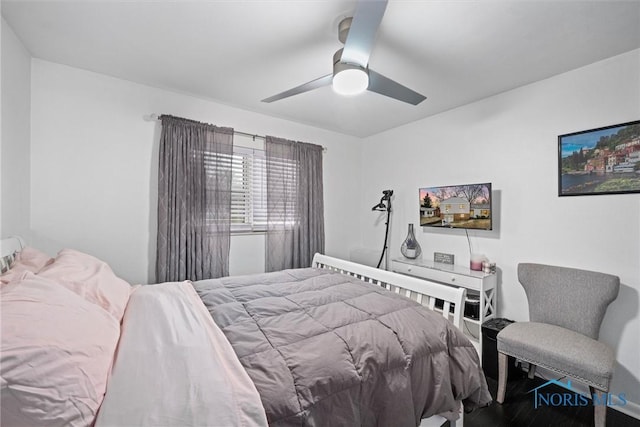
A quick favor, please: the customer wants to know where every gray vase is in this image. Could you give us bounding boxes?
[401,223,421,259]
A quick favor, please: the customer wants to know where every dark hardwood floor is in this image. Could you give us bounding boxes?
[463,376,640,427]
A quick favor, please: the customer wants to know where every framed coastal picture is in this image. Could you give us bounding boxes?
[558,120,640,196]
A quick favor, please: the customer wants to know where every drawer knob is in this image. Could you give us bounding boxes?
[408,267,412,272]
[450,277,456,282]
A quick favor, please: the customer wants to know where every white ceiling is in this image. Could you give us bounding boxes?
[3,0,640,137]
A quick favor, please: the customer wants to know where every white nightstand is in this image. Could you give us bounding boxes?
[392,257,497,355]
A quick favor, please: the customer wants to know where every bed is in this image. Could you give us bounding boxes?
[0,236,491,427]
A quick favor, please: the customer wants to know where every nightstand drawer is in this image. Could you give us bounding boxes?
[392,261,482,291]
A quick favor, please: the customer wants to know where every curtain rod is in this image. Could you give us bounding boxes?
[145,113,327,152]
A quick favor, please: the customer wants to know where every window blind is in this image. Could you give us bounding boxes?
[206,144,299,233]
[229,146,268,232]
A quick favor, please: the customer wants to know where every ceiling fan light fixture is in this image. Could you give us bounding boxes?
[262,1,425,105]
[332,65,369,96]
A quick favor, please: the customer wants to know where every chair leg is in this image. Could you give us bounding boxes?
[496,352,508,403]
[527,363,536,379]
[590,386,607,427]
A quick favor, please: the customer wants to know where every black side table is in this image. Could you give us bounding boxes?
[481,318,522,380]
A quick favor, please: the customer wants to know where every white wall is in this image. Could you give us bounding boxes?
[30,59,363,283]
[14,33,640,416]
[1,18,31,239]
[0,6,3,237]
[360,49,640,413]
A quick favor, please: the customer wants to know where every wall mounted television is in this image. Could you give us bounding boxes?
[419,183,492,230]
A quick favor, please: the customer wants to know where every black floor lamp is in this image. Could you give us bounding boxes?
[371,190,393,269]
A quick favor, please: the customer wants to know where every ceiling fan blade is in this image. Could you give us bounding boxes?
[341,0,388,67]
[368,69,426,105]
[262,74,333,103]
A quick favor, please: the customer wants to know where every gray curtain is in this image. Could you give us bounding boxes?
[156,115,234,282]
[265,136,324,271]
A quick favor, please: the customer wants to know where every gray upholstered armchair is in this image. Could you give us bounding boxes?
[496,263,620,427]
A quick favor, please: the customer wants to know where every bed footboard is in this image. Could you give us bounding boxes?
[312,253,466,329]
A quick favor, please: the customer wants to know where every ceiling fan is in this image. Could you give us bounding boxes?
[261,0,426,105]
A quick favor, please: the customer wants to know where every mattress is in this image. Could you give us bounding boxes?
[193,267,491,426]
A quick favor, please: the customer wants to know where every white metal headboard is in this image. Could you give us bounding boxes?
[0,236,25,273]
[1,236,24,257]
[312,253,466,329]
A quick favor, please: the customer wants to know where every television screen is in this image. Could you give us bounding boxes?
[419,183,492,230]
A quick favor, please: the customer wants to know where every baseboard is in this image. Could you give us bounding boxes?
[532,364,640,420]
[613,399,640,421]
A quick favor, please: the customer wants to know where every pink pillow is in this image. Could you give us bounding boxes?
[38,249,132,323]
[1,273,121,427]
[0,247,53,285]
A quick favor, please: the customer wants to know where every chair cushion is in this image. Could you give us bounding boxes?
[497,322,614,391]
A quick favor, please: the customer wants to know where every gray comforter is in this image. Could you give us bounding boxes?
[193,267,491,426]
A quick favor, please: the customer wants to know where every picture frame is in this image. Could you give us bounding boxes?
[558,120,640,196]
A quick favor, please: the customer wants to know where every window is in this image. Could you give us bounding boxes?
[228,143,300,232]
[205,136,300,233]
[230,146,267,232]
